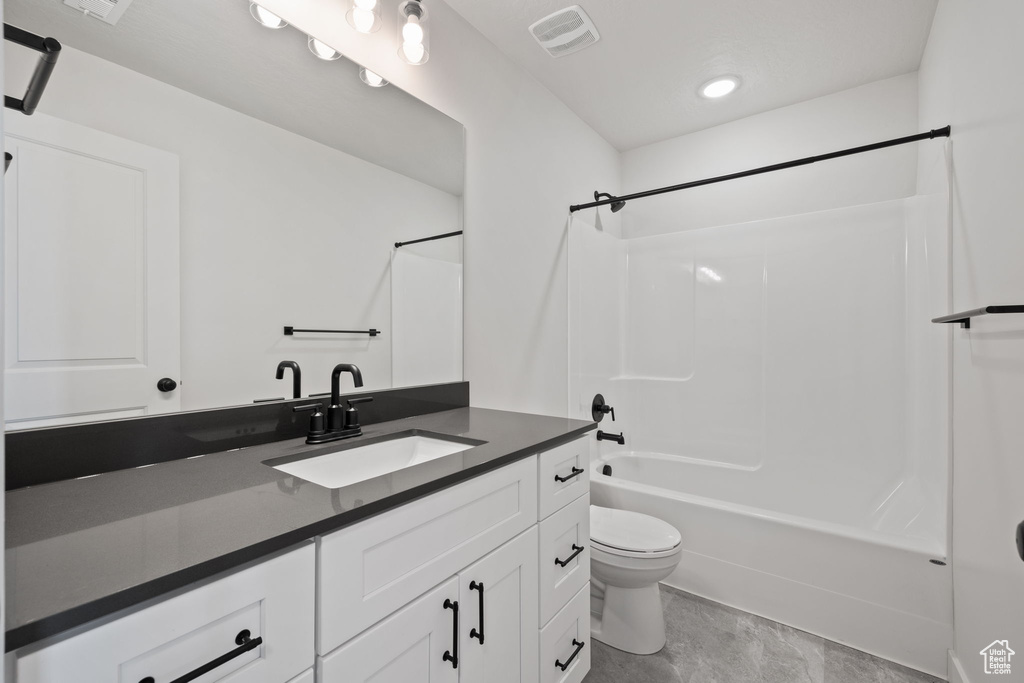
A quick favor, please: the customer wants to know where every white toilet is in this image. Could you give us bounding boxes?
[589,505,682,655]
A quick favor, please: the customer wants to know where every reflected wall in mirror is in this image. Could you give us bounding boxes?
[3,0,465,429]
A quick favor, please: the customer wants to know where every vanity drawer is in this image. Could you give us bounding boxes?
[538,437,590,520]
[539,583,591,683]
[317,456,538,654]
[538,493,590,627]
[16,544,314,683]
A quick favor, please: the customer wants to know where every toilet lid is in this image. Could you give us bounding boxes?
[590,505,681,553]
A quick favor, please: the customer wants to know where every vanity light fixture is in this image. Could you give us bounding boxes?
[308,36,342,60]
[397,0,429,65]
[359,67,389,87]
[249,2,287,29]
[347,0,382,34]
[700,76,740,99]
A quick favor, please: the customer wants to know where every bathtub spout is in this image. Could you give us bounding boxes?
[597,430,625,445]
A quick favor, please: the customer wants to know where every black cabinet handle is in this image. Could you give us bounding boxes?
[139,629,262,683]
[555,639,586,671]
[442,599,459,668]
[554,467,584,483]
[554,544,585,568]
[469,581,484,644]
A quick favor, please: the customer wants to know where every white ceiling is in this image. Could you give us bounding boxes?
[445,0,938,151]
[5,0,465,195]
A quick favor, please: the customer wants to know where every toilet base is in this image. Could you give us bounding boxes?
[590,582,666,655]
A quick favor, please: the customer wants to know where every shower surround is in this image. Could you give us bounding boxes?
[569,194,951,676]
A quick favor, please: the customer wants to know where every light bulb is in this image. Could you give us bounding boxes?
[401,41,426,64]
[397,0,429,66]
[402,16,424,44]
[250,2,287,29]
[359,68,388,87]
[308,37,342,61]
[352,8,377,33]
[347,0,382,34]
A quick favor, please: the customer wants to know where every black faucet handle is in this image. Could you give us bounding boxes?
[344,397,373,430]
[293,402,325,437]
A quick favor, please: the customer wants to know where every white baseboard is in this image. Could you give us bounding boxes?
[948,649,970,683]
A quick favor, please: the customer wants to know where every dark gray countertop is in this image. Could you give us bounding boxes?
[5,407,595,651]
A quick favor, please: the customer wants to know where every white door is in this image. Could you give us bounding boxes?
[3,112,180,428]
[460,528,540,683]
[318,577,460,683]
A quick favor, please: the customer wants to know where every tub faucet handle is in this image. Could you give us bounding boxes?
[592,394,615,422]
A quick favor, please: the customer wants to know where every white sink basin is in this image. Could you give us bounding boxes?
[270,434,478,489]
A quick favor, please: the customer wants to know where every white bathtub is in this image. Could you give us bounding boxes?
[590,451,952,677]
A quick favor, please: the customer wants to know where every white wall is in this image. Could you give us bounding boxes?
[258,0,621,416]
[620,74,920,238]
[917,1,1024,680]
[6,46,460,409]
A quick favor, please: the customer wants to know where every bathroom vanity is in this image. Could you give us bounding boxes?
[6,405,594,683]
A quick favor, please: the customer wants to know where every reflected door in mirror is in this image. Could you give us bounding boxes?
[4,113,181,429]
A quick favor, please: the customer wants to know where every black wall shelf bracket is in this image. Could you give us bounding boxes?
[4,23,61,117]
[931,305,1024,329]
[284,326,380,337]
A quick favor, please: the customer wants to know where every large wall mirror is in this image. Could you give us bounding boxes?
[3,0,465,429]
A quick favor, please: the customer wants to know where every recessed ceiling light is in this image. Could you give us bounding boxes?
[700,76,740,99]
[308,37,342,61]
[359,67,389,87]
[250,2,287,29]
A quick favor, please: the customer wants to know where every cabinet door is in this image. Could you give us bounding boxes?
[459,527,539,683]
[319,577,460,683]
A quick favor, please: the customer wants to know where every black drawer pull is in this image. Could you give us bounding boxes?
[555,544,585,567]
[554,467,584,483]
[140,629,262,683]
[442,599,459,668]
[555,639,586,671]
[469,581,485,644]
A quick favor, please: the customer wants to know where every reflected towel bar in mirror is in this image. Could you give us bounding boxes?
[931,305,1024,329]
[284,327,381,337]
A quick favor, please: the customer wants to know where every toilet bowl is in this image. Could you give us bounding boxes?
[589,505,682,655]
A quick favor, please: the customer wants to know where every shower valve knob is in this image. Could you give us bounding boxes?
[591,394,615,422]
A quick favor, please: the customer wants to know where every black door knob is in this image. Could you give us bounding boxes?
[157,378,178,392]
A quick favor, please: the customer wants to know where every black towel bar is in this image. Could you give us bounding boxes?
[284,327,380,337]
[4,24,61,116]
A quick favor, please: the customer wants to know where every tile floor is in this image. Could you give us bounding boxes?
[583,585,944,683]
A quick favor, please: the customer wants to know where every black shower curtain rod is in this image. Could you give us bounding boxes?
[569,126,952,213]
[394,230,463,248]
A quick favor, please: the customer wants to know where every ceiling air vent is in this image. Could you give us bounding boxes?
[63,0,135,26]
[528,5,600,59]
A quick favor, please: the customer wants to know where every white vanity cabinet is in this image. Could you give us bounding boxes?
[14,544,315,683]
[319,528,539,683]
[317,434,592,683]
[536,438,592,683]
[11,435,593,683]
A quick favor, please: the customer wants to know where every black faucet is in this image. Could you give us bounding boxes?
[296,364,371,444]
[327,364,363,430]
[276,360,302,399]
